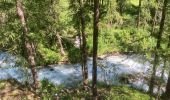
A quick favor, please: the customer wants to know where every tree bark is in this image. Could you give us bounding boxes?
[116,0,125,16]
[164,30,170,100]
[56,32,65,56]
[165,71,170,99]
[157,58,167,99]
[80,0,88,90]
[16,0,38,89]
[149,0,168,95]
[92,0,99,99]
[137,0,142,29]
[150,0,159,35]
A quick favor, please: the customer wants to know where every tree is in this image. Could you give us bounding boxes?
[16,0,38,89]
[165,67,170,99]
[163,1,170,99]
[80,0,89,89]
[51,0,65,56]
[149,0,168,95]
[150,0,159,35]
[92,0,99,99]
[69,0,89,89]
[116,0,126,16]
[137,0,142,29]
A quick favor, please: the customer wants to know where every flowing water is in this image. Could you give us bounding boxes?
[0,52,167,93]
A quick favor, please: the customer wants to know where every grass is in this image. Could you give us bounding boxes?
[103,86,154,100]
[0,80,155,100]
[57,85,155,100]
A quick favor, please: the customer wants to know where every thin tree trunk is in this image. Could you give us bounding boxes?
[165,71,170,99]
[116,0,124,16]
[56,32,65,56]
[149,53,159,95]
[149,0,168,95]
[164,31,170,100]
[80,0,88,90]
[151,0,159,36]
[157,58,167,100]
[137,0,142,29]
[16,0,38,89]
[93,0,99,99]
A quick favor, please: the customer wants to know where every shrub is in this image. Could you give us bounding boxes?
[37,44,60,65]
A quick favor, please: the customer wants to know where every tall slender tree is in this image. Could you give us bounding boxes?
[16,0,38,89]
[163,36,170,99]
[149,0,168,95]
[69,0,89,89]
[150,0,159,35]
[80,0,88,89]
[165,65,170,99]
[92,0,99,99]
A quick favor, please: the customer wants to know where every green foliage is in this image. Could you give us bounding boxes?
[103,86,154,100]
[46,83,155,100]
[115,28,156,53]
[38,79,62,100]
[37,44,60,65]
[0,81,6,90]
[67,47,81,64]
[98,28,120,55]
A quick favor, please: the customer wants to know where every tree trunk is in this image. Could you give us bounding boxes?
[137,0,142,29]
[164,28,170,100]
[165,71,170,99]
[16,0,38,89]
[56,32,65,56]
[116,0,124,16]
[92,0,99,99]
[150,0,160,36]
[149,0,168,95]
[157,58,167,99]
[80,0,88,90]
[149,53,159,95]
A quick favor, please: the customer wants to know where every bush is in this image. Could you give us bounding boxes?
[67,47,81,64]
[37,44,60,65]
[38,79,62,100]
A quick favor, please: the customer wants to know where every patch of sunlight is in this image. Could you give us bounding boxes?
[131,0,139,6]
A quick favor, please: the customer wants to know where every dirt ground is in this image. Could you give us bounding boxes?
[0,80,38,100]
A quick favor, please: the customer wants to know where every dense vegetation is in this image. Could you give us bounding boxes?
[0,0,170,99]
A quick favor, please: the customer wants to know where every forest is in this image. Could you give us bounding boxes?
[0,0,170,100]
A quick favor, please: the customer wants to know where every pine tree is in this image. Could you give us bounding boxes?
[92,0,99,99]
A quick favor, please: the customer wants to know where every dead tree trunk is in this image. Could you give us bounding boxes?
[56,32,65,56]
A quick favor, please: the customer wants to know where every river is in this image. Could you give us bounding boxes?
[0,52,167,94]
